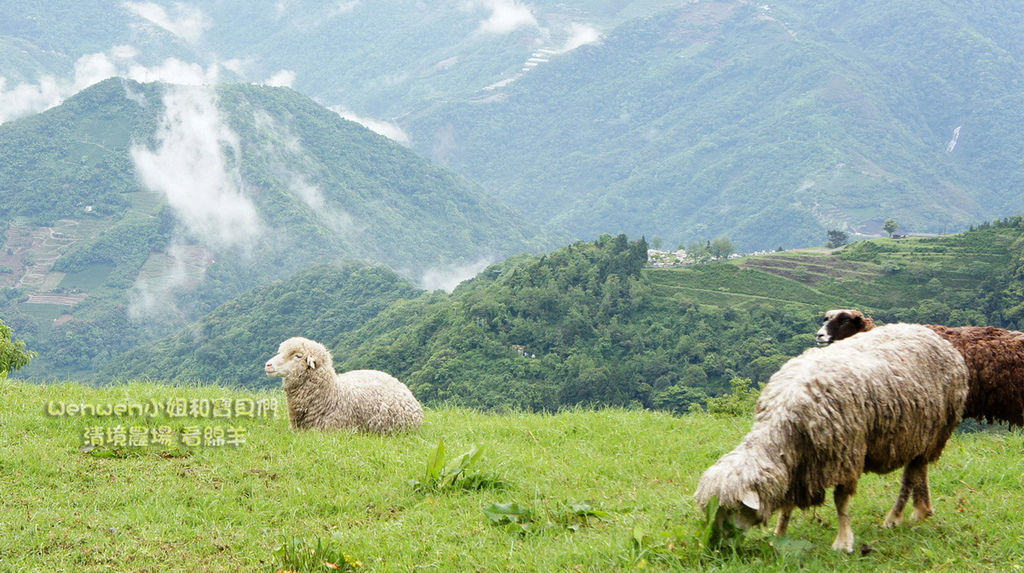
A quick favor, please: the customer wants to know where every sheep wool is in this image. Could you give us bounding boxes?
[817,309,1024,427]
[265,337,423,434]
[695,323,968,552]
[924,324,1024,427]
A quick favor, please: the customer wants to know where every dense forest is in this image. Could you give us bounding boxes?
[101,218,1024,412]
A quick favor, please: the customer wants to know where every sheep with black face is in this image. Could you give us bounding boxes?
[265,337,423,434]
[815,309,875,345]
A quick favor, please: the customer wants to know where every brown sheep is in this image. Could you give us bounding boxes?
[818,310,1024,426]
[815,309,875,344]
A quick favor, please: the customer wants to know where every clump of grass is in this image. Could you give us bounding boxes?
[628,524,698,569]
[272,535,362,572]
[484,501,611,535]
[483,502,535,533]
[408,440,508,493]
[558,501,611,531]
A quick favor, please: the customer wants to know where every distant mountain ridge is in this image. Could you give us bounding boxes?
[406,0,1024,249]
[3,1,1022,252]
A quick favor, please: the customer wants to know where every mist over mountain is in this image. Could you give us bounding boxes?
[3,1,1024,381]
[0,78,532,377]
[4,0,1020,252]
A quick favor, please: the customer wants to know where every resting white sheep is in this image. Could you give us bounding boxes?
[695,323,968,552]
[265,337,423,434]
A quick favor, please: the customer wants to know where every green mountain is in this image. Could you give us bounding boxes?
[0,1,680,117]
[0,78,533,377]
[406,0,1024,249]
[105,218,1024,411]
[4,1,1022,252]
[104,261,422,385]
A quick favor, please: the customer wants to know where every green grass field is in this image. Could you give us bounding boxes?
[1,379,1022,572]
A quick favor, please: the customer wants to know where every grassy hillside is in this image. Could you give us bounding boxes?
[651,219,1024,321]
[1,378,1021,571]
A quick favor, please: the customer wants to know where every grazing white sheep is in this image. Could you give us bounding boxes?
[818,309,1024,426]
[695,323,968,552]
[265,337,423,434]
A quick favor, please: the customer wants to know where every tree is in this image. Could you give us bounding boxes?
[709,237,734,260]
[686,241,709,262]
[0,319,35,376]
[883,218,899,237]
[826,229,849,248]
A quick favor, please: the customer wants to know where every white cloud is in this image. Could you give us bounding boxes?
[250,109,365,238]
[0,47,141,124]
[326,1,360,17]
[130,84,264,250]
[419,259,493,292]
[72,53,119,87]
[0,76,63,125]
[123,2,211,44]
[469,0,537,35]
[288,175,363,236]
[126,57,219,85]
[128,241,213,321]
[329,105,410,144]
[262,69,297,88]
[560,22,601,52]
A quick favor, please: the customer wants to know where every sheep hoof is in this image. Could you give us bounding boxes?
[831,537,855,553]
[883,513,902,528]
[911,507,933,522]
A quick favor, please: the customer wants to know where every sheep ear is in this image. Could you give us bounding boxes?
[740,490,761,511]
[306,355,318,369]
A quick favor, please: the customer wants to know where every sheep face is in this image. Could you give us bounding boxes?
[816,309,872,345]
[712,494,763,531]
[265,338,326,381]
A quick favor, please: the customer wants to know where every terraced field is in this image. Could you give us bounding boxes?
[645,261,845,309]
[644,225,1024,315]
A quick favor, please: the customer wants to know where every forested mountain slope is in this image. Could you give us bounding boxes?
[406,0,1024,250]
[0,79,532,377]
[4,1,1020,253]
[107,219,1024,412]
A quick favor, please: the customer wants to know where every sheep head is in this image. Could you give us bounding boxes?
[265,337,333,384]
[816,309,875,345]
[695,443,785,532]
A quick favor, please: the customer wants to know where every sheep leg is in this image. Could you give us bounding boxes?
[831,483,856,553]
[908,458,934,522]
[884,468,912,527]
[775,505,793,536]
[885,456,931,527]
